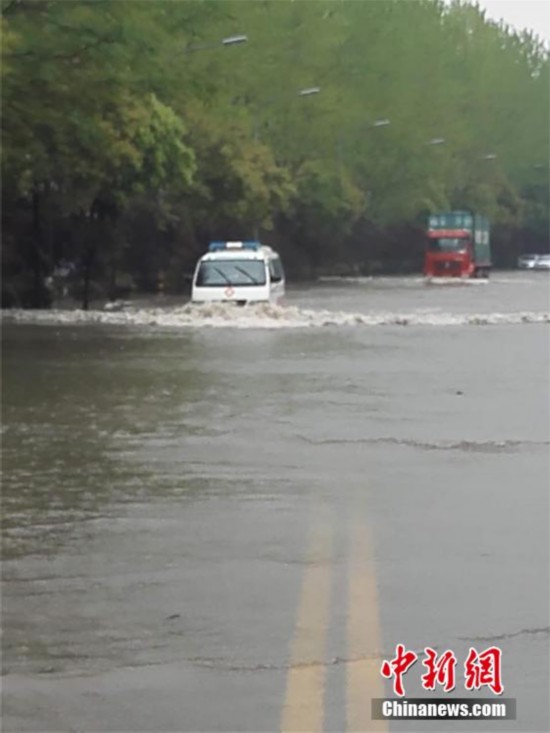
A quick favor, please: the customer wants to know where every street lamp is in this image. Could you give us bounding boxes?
[333,118,390,170]
[185,34,248,52]
[298,87,321,97]
[253,86,322,140]
[251,86,321,236]
[222,35,248,46]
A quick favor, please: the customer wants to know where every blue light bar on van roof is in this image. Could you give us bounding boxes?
[208,240,261,252]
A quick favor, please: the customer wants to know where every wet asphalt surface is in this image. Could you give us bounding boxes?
[2,273,549,732]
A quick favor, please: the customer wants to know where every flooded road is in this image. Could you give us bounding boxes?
[2,273,549,731]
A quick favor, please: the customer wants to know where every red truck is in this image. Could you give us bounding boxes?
[423,211,491,278]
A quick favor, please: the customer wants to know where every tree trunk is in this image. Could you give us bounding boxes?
[30,187,49,308]
[82,245,95,310]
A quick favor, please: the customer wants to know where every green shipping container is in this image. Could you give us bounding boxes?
[472,214,491,266]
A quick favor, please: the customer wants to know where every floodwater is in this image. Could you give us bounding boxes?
[2,272,549,732]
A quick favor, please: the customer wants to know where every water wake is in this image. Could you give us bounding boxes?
[3,302,549,329]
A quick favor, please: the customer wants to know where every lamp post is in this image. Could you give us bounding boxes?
[335,118,391,171]
[253,86,321,141]
[252,86,321,239]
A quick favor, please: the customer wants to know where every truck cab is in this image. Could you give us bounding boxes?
[424,211,491,278]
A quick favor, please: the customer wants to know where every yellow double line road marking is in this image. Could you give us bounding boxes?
[281,518,387,732]
[347,522,387,732]
[280,521,333,733]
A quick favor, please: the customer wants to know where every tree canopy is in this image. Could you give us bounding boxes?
[2,0,548,306]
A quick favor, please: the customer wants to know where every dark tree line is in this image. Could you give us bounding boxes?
[2,0,548,307]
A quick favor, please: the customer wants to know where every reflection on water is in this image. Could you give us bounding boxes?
[2,329,213,560]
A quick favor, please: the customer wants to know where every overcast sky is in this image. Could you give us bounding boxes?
[472,0,549,44]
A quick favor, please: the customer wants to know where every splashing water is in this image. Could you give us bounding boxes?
[3,302,549,329]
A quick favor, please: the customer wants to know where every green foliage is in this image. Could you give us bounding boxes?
[2,0,548,305]
[181,101,295,236]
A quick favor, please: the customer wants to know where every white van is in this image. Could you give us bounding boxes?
[191,241,285,304]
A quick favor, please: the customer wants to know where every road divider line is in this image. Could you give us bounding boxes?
[346,521,388,732]
[280,518,333,733]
